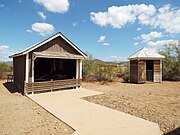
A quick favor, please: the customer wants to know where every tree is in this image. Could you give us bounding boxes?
[0,62,13,79]
[159,41,180,81]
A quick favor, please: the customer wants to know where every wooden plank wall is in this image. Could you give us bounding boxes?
[13,55,26,93]
[138,60,146,83]
[34,37,79,55]
[25,79,81,94]
[130,60,138,83]
[154,60,160,82]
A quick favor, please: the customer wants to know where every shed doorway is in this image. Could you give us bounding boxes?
[34,58,76,82]
[146,60,154,82]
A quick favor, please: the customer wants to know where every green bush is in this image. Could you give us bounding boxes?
[0,62,13,79]
[159,41,180,81]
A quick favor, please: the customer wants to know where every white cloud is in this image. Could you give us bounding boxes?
[97,35,110,46]
[137,27,142,31]
[31,22,55,36]
[91,4,180,34]
[98,35,106,43]
[139,31,162,42]
[26,29,32,33]
[34,0,69,13]
[103,42,110,46]
[72,22,78,27]
[134,42,139,46]
[90,4,156,29]
[153,4,180,33]
[0,45,15,61]
[38,11,46,20]
[147,39,178,47]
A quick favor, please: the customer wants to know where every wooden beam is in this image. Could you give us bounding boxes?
[25,53,29,83]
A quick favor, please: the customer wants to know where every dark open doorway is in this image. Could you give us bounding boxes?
[34,58,76,82]
[146,60,154,82]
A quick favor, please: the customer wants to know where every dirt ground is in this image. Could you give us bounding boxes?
[0,80,74,135]
[82,81,180,135]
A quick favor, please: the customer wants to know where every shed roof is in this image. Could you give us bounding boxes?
[9,32,87,58]
[128,47,165,60]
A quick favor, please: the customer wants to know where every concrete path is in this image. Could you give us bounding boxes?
[27,88,161,135]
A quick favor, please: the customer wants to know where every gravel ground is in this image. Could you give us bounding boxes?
[0,80,74,135]
[83,81,180,135]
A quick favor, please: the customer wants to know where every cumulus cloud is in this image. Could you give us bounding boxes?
[98,35,106,43]
[38,11,46,20]
[97,35,110,46]
[147,40,178,48]
[139,31,162,42]
[90,4,180,34]
[31,22,55,36]
[34,0,69,13]
[0,45,15,61]
[90,4,156,29]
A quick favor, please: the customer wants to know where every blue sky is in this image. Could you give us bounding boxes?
[0,0,180,61]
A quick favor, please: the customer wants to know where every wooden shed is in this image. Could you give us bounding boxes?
[9,32,86,94]
[128,48,165,83]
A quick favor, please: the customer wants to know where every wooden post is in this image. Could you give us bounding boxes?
[24,81,27,95]
[160,59,162,82]
[51,79,53,92]
[32,82,34,94]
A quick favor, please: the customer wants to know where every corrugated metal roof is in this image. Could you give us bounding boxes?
[128,47,165,60]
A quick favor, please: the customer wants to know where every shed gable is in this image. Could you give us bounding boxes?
[33,36,79,55]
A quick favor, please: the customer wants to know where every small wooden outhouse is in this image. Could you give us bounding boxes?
[9,32,86,94]
[128,48,165,83]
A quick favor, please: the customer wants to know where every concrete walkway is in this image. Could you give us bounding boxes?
[27,88,161,135]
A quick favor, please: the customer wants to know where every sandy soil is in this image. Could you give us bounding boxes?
[0,80,74,135]
[83,81,180,135]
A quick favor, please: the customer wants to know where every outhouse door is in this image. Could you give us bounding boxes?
[146,60,154,82]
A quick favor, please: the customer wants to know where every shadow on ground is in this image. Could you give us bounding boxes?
[164,127,180,135]
[3,82,22,94]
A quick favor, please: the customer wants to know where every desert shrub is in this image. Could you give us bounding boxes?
[0,62,13,79]
[159,41,180,81]
[82,53,116,82]
[94,63,116,82]
[121,68,129,82]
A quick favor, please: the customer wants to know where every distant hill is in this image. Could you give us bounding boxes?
[93,59,129,66]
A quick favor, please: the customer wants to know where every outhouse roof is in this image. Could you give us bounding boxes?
[128,47,165,60]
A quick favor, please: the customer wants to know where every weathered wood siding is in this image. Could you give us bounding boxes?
[25,79,81,94]
[28,36,80,81]
[138,60,146,83]
[34,37,79,54]
[153,60,160,82]
[13,55,26,93]
[130,60,138,83]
